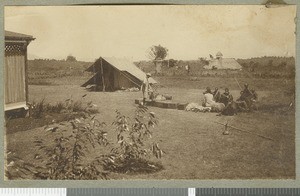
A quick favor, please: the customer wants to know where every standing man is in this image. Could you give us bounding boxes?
[141,73,152,105]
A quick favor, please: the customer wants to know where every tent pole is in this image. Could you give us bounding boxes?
[100,58,105,91]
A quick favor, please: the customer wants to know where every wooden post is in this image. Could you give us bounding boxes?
[24,42,29,104]
[100,58,105,91]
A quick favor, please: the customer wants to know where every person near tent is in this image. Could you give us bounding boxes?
[213,87,221,102]
[220,88,233,106]
[141,73,153,105]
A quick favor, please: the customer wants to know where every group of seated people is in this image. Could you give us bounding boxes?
[202,84,258,115]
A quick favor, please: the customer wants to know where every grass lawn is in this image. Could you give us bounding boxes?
[5,76,295,179]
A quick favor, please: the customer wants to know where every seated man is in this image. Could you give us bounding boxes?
[213,87,221,102]
[203,87,215,107]
[242,83,252,98]
[251,89,258,102]
[235,90,250,111]
[220,88,233,106]
[203,87,225,112]
[221,101,238,116]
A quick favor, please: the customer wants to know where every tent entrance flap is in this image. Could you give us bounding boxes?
[119,71,142,88]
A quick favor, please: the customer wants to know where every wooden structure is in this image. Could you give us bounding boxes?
[4,31,35,112]
[82,57,157,91]
[135,99,188,110]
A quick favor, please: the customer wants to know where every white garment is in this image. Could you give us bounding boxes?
[141,77,152,99]
[203,93,216,107]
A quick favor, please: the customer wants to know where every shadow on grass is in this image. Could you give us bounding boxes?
[104,158,164,175]
[258,103,294,115]
[5,112,86,134]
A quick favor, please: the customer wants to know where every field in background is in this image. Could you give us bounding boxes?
[136,56,295,78]
[28,56,295,86]
[28,59,93,85]
[6,57,295,179]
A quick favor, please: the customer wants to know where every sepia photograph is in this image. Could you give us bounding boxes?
[4,5,296,180]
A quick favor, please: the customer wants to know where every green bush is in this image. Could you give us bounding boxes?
[33,117,109,180]
[103,105,164,173]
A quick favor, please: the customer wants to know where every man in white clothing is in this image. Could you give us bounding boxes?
[141,73,152,105]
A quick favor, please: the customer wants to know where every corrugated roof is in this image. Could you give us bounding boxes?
[104,57,157,84]
[205,58,242,70]
[5,30,35,41]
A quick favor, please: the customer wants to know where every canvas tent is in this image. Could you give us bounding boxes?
[82,57,157,91]
[5,30,35,112]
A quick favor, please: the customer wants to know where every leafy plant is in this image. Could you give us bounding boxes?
[29,98,99,119]
[33,117,109,180]
[7,105,164,179]
[103,105,164,173]
[5,151,40,180]
[29,99,46,118]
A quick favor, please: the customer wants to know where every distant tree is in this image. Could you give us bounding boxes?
[168,59,178,67]
[279,61,287,69]
[199,57,209,65]
[146,45,168,60]
[66,55,77,62]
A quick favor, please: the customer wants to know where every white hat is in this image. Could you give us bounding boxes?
[146,73,151,77]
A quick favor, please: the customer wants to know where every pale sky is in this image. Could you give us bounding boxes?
[5,5,297,61]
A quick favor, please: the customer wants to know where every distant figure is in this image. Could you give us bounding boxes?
[213,87,221,102]
[220,88,233,106]
[141,73,153,105]
[185,65,190,75]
